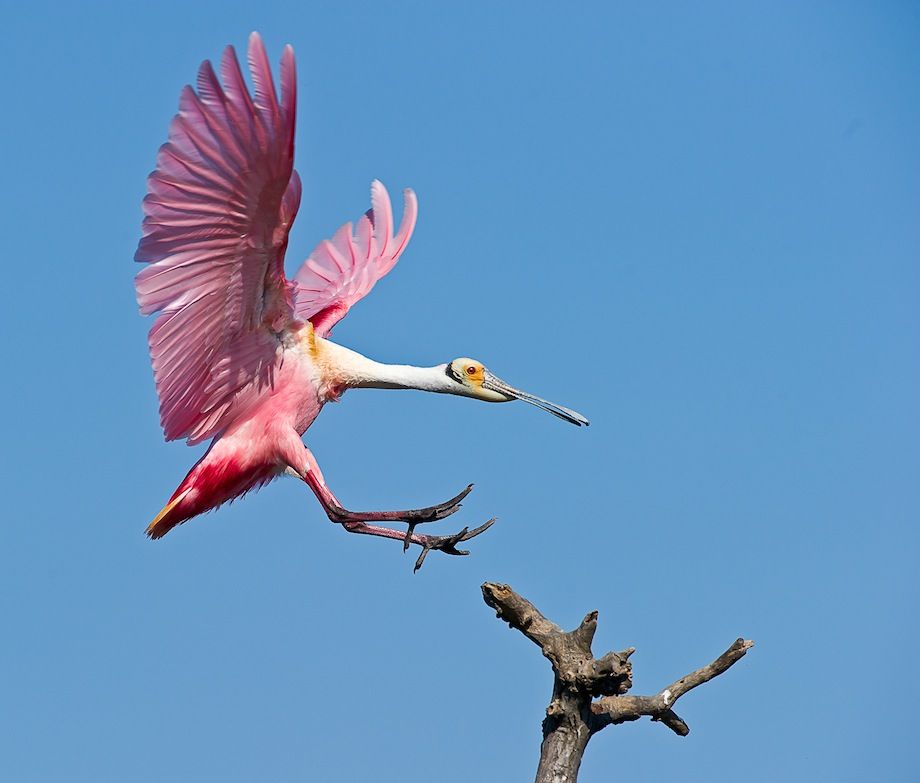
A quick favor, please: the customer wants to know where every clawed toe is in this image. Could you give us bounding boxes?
[407,483,474,521]
[413,518,496,572]
[402,484,474,550]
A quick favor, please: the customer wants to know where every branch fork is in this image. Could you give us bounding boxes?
[481,582,753,783]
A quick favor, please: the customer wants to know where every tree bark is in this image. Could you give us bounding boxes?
[481,582,753,783]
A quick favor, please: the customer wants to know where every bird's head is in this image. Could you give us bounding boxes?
[444,357,589,426]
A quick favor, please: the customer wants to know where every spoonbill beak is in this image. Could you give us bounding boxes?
[482,372,590,427]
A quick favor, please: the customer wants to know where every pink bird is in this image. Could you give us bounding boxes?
[136,33,588,569]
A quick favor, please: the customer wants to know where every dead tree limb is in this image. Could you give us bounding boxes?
[481,582,754,783]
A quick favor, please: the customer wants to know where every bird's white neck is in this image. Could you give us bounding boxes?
[316,338,456,394]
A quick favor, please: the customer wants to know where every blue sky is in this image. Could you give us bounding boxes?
[2,2,918,780]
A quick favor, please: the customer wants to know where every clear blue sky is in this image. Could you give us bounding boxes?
[2,2,917,781]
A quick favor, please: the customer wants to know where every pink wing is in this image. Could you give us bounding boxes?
[292,180,418,337]
[135,33,300,444]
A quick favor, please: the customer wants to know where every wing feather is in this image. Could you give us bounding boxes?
[135,33,298,444]
[292,181,418,337]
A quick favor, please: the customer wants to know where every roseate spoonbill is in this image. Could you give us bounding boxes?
[136,33,589,569]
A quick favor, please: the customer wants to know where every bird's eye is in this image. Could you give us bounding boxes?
[466,365,478,376]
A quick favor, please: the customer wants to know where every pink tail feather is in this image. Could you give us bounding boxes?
[146,453,279,538]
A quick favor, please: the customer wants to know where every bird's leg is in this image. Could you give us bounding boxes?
[322,484,473,525]
[292,447,471,528]
[288,446,493,570]
[302,470,472,526]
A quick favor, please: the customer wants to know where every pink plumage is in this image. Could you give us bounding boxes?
[136,34,585,568]
[294,182,418,338]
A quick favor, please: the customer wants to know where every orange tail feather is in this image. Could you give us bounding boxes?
[146,488,193,539]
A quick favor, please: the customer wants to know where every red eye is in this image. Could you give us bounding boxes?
[466,365,477,376]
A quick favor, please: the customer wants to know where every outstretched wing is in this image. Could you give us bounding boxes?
[292,180,418,337]
[135,33,299,444]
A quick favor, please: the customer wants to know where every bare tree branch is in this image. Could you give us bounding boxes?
[481,581,565,649]
[481,582,753,782]
[591,637,754,735]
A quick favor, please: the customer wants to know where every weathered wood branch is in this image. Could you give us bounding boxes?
[590,636,753,735]
[481,582,753,783]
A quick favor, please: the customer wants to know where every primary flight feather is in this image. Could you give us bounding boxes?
[136,33,588,569]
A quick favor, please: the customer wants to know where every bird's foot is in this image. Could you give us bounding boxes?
[412,518,496,573]
[325,485,474,548]
[324,486,494,571]
[398,484,474,551]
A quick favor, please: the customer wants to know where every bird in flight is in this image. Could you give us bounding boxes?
[135,33,588,569]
